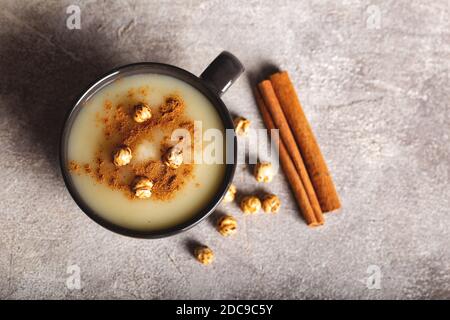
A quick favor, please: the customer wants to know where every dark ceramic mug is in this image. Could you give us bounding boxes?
[59,51,244,238]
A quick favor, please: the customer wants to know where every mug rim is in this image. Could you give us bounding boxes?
[59,62,237,239]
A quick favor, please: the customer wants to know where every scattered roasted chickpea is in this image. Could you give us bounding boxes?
[194,245,214,265]
[161,96,182,114]
[240,196,261,215]
[113,146,132,167]
[132,176,154,199]
[162,142,184,169]
[234,117,251,136]
[133,102,152,123]
[254,161,274,183]
[217,215,237,236]
[261,194,281,214]
[222,184,237,203]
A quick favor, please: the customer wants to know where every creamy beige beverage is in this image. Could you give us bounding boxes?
[67,73,226,231]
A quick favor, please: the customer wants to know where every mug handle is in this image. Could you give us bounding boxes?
[200,51,245,97]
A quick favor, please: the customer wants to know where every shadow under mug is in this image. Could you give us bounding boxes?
[59,51,244,238]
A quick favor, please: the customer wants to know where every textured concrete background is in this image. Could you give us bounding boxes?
[0,0,449,299]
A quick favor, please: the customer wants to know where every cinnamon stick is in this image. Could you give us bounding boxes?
[258,81,324,225]
[270,71,341,212]
[254,89,321,227]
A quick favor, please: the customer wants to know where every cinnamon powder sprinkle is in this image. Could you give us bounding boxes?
[84,164,92,174]
[69,160,80,173]
[68,92,195,201]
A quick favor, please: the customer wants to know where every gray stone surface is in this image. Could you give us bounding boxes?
[0,0,449,299]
